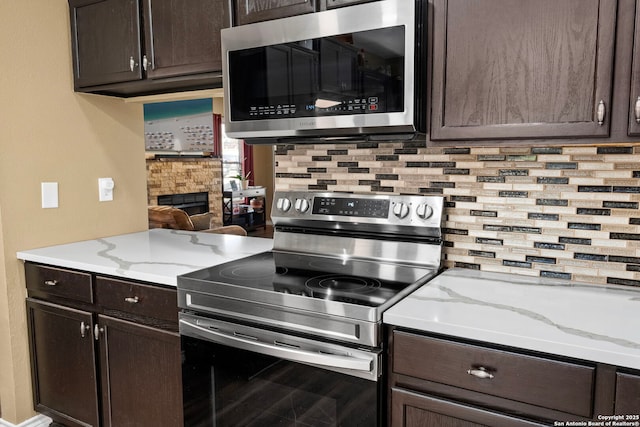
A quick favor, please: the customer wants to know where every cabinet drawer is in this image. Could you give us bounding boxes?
[95,277,177,324]
[25,263,93,304]
[615,372,640,414]
[393,331,595,417]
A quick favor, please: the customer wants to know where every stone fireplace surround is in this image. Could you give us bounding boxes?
[146,156,223,227]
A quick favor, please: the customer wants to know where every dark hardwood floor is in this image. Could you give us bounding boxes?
[247,225,273,239]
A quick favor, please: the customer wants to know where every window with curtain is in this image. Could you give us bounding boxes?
[221,123,253,190]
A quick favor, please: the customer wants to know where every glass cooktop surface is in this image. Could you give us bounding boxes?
[181,251,435,308]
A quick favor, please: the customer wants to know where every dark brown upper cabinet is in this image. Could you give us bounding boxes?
[430,0,617,141]
[629,0,640,136]
[143,0,225,79]
[232,0,317,25]
[69,0,228,96]
[69,0,142,88]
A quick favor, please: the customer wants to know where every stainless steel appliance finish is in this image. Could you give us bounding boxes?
[220,0,427,144]
[179,191,443,350]
[178,191,443,426]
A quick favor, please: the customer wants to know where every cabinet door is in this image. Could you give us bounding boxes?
[97,315,183,427]
[430,0,616,141]
[615,372,640,414]
[69,0,143,88]
[629,0,640,135]
[391,388,544,427]
[144,0,228,79]
[26,299,100,427]
[233,0,317,25]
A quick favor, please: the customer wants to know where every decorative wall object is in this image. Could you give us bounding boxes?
[144,99,214,152]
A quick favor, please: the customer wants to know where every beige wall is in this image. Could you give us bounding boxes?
[0,1,148,423]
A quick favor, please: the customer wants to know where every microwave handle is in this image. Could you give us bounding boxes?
[179,318,373,373]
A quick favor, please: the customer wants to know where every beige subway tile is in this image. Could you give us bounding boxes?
[563,146,597,154]
[541,206,575,215]
[567,177,606,185]
[597,268,634,278]
[578,162,615,171]
[470,147,502,155]
[601,224,640,233]
[571,274,606,285]
[571,229,610,240]
[482,183,514,191]
[446,176,478,184]
[479,264,517,274]
[528,169,563,177]
[595,170,634,179]
[536,154,572,162]
[499,147,535,155]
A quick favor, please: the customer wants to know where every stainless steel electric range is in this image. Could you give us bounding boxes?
[177,191,444,426]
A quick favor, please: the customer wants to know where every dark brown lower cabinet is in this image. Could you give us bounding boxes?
[391,388,542,427]
[25,262,183,427]
[615,372,640,414]
[388,327,640,427]
[98,315,182,427]
[27,300,100,427]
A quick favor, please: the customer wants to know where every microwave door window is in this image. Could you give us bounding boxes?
[227,25,405,122]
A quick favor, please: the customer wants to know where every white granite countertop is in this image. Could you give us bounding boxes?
[16,229,273,286]
[384,268,640,370]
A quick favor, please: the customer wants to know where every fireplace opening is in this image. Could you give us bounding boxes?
[158,192,209,215]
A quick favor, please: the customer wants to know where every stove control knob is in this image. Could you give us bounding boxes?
[294,198,310,213]
[416,203,434,219]
[276,197,292,212]
[393,202,410,219]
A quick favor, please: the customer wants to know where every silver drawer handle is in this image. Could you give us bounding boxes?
[124,296,139,304]
[44,280,58,286]
[635,96,640,123]
[467,366,494,379]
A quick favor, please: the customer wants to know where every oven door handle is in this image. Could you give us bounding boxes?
[180,319,373,373]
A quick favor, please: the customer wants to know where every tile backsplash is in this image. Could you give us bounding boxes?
[274,142,640,286]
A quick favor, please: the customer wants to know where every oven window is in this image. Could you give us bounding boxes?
[228,26,405,122]
[182,336,381,426]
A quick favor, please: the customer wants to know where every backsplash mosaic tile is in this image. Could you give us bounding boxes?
[274,142,640,287]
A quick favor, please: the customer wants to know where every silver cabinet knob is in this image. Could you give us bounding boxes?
[94,324,104,341]
[124,296,139,304]
[129,56,138,72]
[44,280,58,286]
[80,321,90,338]
[597,100,606,126]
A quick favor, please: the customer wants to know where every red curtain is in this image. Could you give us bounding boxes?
[243,143,254,185]
[212,113,222,157]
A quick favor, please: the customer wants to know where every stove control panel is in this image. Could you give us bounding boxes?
[272,191,444,232]
[313,197,389,218]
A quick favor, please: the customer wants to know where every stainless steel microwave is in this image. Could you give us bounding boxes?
[221,0,427,144]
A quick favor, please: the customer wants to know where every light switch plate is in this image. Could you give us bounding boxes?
[98,178,114,202]
[41,182,58,208]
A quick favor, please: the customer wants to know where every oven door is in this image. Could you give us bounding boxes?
[180,314,383,426]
